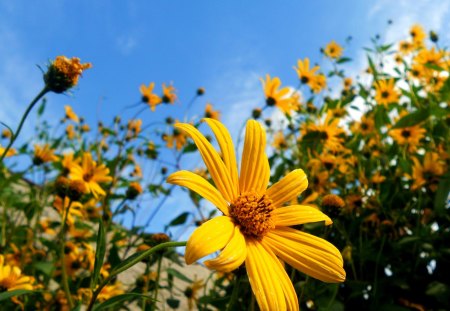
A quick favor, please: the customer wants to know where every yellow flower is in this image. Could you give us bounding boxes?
[0,255,34,291]
[163,121,187,150]
[303,111,346,152]
[410,152,446,191]
[184,279,204,311]
[374,79,400,106]
[351,115,375,136]
[97,282,124,302]
[64,105,79,123]
[65,124,76,140]
[293,58,319,85]
[1,129,12,139]
[33,144,58,165]
[272,131,287,150]
[309,73,327,93]
[127,119,142,139]
[204,103,221,120]
[323,40,343,59]
[162,83,177,104]
[389,124,426,153]
[69,153,113,198]
[44,56,92,93]
[140,82,162,111]
[410,24,426,47]
[398,40,413,55]
[167,118,345,311]
[0,145,16,158]
[260,74,295,114]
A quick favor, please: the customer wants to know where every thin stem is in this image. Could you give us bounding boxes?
[151,255,163,311]
[0,86,49,162]
[226,275,241,311]
[59,199,74,309]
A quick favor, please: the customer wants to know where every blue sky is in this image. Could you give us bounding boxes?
[1,0,449,233]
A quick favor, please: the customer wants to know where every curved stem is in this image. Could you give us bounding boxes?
[0,86,49,162]
[86,241,187,311]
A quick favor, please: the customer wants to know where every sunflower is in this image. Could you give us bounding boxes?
[0,255,34,292]
[167,118,345,310]
[260,74,294,114]
[293,58,320,85]
[65,124,76,140]
[33,144,58,165]
[69,153,113,198]
[374,79,400,106]
[140,82,162,111]
[309,74,327,93]
[303,111,346,152]
[323,40,343,59]
[389,124,426,153]
[64,105,79,123]
[410,24,426,47]
[398,40,413,55]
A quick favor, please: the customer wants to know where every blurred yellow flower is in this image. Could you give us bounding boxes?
[0,255,34,291]
[0,145,16,157]
[204,103,221,120]
[260,74,295,114]
[162,83,177,104]
[324,40,343,59]
[374,79,400,106]
[167,118,345,311]
[140,82,162,111]
[69,153,112,198]
[64,105,79,123]
[294,58,319,85]
[410,152,446,191]
[389,124,426,153]
[33,144,58,165]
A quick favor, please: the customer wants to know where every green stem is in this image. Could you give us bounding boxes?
[226,275,241,311]
[59,200,74,309]
[86,241,187,311]
[151,255,163,311]
[0,86,49,162]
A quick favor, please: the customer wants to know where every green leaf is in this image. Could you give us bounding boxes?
[424,63,444,71]
[336,57,352,64]
[0,290,34,302]
[91,219,106,290]
[392,109,429,128]
[34,262,54,276]
[37,98,46,116]
[182,143,198,154]
[93,293,153,311]
[166,268,193,283]
[434,173,450,215]
[166,212,189,228]
[367,56,378,81]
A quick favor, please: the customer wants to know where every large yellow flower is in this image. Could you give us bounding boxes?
[167,119,345,311]
[69,153,112,198]
[0,255,34,292]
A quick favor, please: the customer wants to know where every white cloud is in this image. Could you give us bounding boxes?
[116,35,138,55]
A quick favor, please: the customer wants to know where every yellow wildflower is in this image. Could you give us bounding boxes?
[324,40,343,59]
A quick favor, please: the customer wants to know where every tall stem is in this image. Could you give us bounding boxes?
[0,86,49,162]
[59,200,74,308]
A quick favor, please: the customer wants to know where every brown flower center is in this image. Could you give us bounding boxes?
[381,91,390,99]
[229,191,275,239]
[401,129,411,138]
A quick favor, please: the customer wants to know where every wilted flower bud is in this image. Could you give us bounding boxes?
[44,56,92,93]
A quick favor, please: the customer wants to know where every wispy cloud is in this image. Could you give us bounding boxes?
[116,34,138,55]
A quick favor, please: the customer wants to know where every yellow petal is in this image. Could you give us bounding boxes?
[274,205,332,226]
[167,170,229,215]
[204,225,246,272]
[245,239,299,311]
[185,216,235,265]
[264,227,346,283]
[239,120,270,194]
[175,123,236,202]
[266,169,308,207]
[203,118,239,197]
